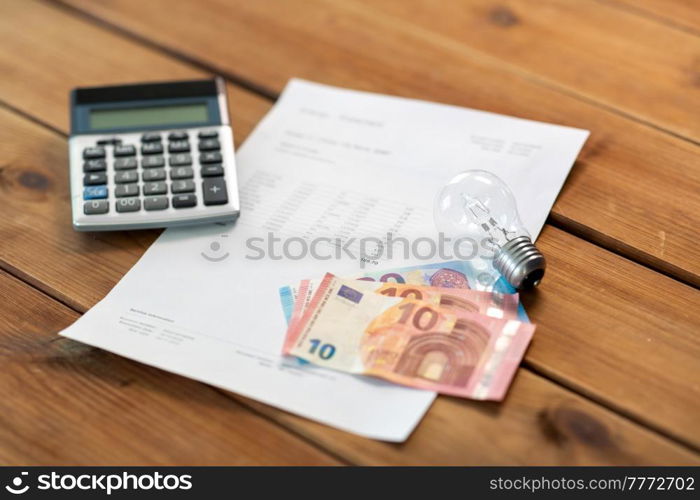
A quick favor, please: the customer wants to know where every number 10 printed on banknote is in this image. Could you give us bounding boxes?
[283,273,534,400]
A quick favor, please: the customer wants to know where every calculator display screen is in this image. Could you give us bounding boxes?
[89,103,209,130]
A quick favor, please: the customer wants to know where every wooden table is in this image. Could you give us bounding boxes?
[1,0,698,465]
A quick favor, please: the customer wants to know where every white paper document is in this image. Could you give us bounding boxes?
[61,79,588,441]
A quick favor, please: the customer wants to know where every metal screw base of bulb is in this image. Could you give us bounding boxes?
[493,236,546,290]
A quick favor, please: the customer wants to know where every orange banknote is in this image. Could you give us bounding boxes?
[285,273,534,400]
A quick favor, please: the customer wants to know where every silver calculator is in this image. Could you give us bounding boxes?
[69,78,239,231]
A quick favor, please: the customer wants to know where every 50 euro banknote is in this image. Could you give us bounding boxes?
[284,273,534,400]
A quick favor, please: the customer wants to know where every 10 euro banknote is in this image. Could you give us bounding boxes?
[284,273,534,400]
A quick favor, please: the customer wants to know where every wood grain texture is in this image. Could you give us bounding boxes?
[0,0,698,464]
[238,369,700,465]
[608,0,700,34]
[356,0,700,140]
[0,270,340,465]
[0,0,270,141]
[58,0,700,286]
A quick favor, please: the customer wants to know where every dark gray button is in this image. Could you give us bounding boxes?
[168,140,190,153]
[200,151,222,164]
[198,139,220,151]
[168,131,188,141]
[114,157,138,170]
[84,200,109,214]
[115,171,138,184]
[198,130,218,138]
[172,193,197,208]
[169,153,192,167]
[201,164,224,177]
[83,146,106,159]
[84,172,107,185]
[171,180,195,193]
[114,144,136,157]
[83,159,107,172]
[97,138,121,146]
[170,167,194,180]
[141,155,165,168]
[141,132,162,142]
[141,142,163,155]
[144,181,167,195]
[144,196,169,211]
[142,168,166,182]
[115,184,139,197]
[203,177,228,205]
[116,198,141,213]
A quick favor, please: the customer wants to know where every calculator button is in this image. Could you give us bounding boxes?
[200,164,225,177]
[141,142,164,155]
[83,146,106,159]
[84,172,107,185]
[116,198,141,213]
[142,168,166,182]
[83,159,107,172]
[115,184,139,197]
[141,155,165,168]
[114,144,137,157]
[84,200,109,215]
[115,171,138,184]
[198,139,220,151]
[168,131,188,141]
[172,193,197,208]
[200,151,222,164]
[168,140,190,153]
[171,180,195,193]
[169,153,192,167]
[144,196,169,211]
[114,157,138,170]
[202,178,228,205]
[96,138,121,146]
[141,132,162,142]
[198,130,218,139]
[144,182,167,196]
[83,185,108,200]
[170,167,194,180]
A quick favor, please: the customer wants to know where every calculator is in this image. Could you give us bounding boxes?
[69,77,240,231]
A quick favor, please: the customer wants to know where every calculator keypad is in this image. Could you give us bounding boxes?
[79,128,231,221]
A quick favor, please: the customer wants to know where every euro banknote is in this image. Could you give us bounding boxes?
[282,277,521,356]
[285,273,534,400]
[279,260,529,324]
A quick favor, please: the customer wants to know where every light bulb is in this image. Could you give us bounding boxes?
[434,170,545,290]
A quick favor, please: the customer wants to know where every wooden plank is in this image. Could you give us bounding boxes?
[239,370,700,465]
[57,0,700,286]
[352,0,700,139]
[0,269,340,465]
[608,0,700,34]
[0,0,269,143]
[1,0,698,461]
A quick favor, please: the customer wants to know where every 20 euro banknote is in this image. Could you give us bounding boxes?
[279,260,528,324]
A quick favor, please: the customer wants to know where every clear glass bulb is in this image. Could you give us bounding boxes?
[434,170,545,290]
